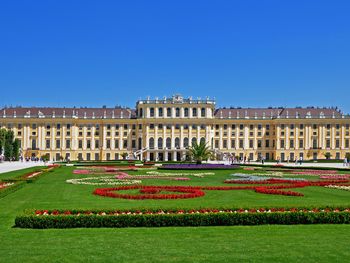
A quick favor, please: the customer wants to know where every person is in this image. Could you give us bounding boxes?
[261,157,265,165]
[344,157,348,167]
[299,156,303,165]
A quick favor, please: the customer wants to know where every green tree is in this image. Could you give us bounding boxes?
[324,152,332,160]
[0,128,6,154]
[188,141,212,164]
[345,152,350,160]
[12,139,20,161]
[121,152,128,160]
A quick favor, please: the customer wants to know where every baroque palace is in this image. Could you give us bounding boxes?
[1,95,350,162]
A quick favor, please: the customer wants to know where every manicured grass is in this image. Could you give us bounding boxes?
[0,165,350,262]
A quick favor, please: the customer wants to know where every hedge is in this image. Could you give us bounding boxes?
[15,207,350,228]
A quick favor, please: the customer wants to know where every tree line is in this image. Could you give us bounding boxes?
[0,128,20,161]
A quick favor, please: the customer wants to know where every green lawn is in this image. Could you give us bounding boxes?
[0,165,350,262]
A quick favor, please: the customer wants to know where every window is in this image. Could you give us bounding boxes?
[280,139,285,149]
[78,140,83,149]
[201,108,206,117]
[167,108,171,117]
[157,138,163,149]
[265,140,270,148]
[266,124,270,130]
[150,108,155,117]
[166,138,171,148]
[132,140,136,148]
[231,140,235,148]
[239,139,244,149]
[192,108,197,117]
[312,139,317,149]
[336,139,340,148]
[184,138,189,148]
[87,140,91,149]
[123,124,128,130]
[290,139,294,148]
[192,137,197,146]
[184,108,189,117]
[106,140,111,149]
[239,124,244,130]
[46,140,50,149]
[158,108,163,117]
[175,108,180,117]
[175,138,180,148]
[299,139,304,148]
[223,140,227,148]
[346,140,349,148]
[123,140,128,149]
[66,140,70,149]
[115,140,119,149]
[95,140,99,148]
[232,124,236,129]
[56,140,61,149]
[215,140,219,148]
[249,140,254,148]
[257,140,262,148]
[300,124,304,129]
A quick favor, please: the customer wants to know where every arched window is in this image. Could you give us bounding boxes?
[201,108,206,117]
[184,108,189,117]
[167,108,171,117]
[175,137,180,149]
[158,137,163,149]
[166,138,171,149]
[158,108,163,117]
[192,108,197,117]
[139,108,143,118]
[176,108,180,117]
[200,137,206,145]
[184,137,189,148]
[191,137,197,146]
[150,108,155,117]
[149,137,154,149]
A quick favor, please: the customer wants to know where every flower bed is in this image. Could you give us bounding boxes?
[94,185,205,199]
[320,175,350,180]
[325,185,350,191]
[15,207,350,228]
[66,177,141,186]
[146,171,214,177]
[0,182,15,189]
[92,176,350,199]
[292,170,339,175]
[160,164,240,170]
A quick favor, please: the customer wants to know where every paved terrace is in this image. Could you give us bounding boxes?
[0,161,46,174]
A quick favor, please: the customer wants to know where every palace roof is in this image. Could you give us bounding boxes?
[0,107,136,119]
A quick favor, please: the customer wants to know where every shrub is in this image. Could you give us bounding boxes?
[15,207,350,229]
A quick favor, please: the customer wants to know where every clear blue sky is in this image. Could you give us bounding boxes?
[1,1,349,112]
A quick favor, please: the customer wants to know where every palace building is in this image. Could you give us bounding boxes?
[1,94,350,162]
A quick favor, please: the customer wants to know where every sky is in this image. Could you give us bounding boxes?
[0,1,349,113]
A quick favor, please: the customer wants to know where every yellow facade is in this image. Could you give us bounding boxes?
[1,95,350,161]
